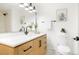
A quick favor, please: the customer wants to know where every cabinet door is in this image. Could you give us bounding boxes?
[33,35,47,55]
[0,44,14,55]
[33,39,41,55]
[16,41,34,55]
[39,35,47,54]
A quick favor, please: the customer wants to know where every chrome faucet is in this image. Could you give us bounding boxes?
[34,12,38,33]
[19,26,28,35]
[19,26,25,32]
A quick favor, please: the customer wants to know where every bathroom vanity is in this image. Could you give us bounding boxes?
[0,32,47,55]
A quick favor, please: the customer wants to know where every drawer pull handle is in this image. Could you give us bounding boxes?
[24,46,32,52]
[39,40,42,48]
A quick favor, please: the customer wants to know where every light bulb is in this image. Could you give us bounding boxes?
[24,3,29,6]
[25,6,29,10]
[32,6,36,12]
[29,3,33,9]
[32,10,36,12]
[25,8,29,10]
[29,6,33,9]
[19,3,24,7]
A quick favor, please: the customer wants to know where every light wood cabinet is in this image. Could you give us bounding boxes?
[0,35,47,55]
[16,41,34,55]
[0,44,14,55]
[33,35,47,55]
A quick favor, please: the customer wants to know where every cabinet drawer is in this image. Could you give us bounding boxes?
[16,41,33,55]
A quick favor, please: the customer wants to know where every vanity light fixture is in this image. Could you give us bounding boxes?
[19,3,37,13]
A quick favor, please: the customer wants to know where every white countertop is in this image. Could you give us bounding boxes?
[0,32,46,47]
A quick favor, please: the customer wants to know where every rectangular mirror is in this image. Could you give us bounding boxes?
[0,3,35,33]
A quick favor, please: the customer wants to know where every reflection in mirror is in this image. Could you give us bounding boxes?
[0,3,36,33]
[0,9,9,33]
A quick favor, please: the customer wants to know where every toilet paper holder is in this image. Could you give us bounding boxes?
[73,36,79,41]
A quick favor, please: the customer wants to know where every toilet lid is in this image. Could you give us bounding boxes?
[57,45,70,53]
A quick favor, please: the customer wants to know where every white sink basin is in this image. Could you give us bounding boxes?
[0,32,46,47]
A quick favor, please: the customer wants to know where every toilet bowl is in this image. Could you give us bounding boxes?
[56,45,71,55]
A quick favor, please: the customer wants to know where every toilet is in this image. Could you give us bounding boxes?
[55,28,71,55]
[56,45,71,55]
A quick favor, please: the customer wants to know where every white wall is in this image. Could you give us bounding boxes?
[74,4,79,55]
[10,8,21,32]
[5,10,12,32]
[36,3,79,53]
[0,8,12,32]
[0,12,6,32]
